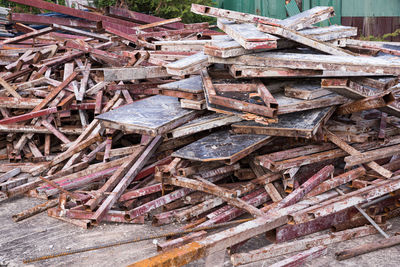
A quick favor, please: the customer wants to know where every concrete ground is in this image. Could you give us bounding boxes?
[1,196,400,267]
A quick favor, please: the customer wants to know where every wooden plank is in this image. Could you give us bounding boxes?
[201,69,277,118]
[336,235,400,261]
[103,66,170,81]
[232,107,334,139]
[279,6,334,30]
[321,78,400,117]
[209,52,400,76]
[167,113,242,139]
[268,246,327,267]
[172,131,273,165]
[345,144,400,168]
[217,19,278,50]
[166,52,209,76]
[180,99,206,110]
[274,92,347,115]
[204,25,356,59]
[259,22,353,56]
[0,77,21,99]
[284,82,332,100]
[0,168,21,183]
[164,176,263,217]
[336,91,394,115]
[191,4,281,24]
[96,95,199,136]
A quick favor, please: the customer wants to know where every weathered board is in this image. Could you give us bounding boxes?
[217,19,278,50]
[158,75,203,94]
[180,99,206,110]
[96,95,199,135]
[274,92,347,114]
[209,52,400,75]
[167,113,242,138]
[322,78,400,117]
[204,25,356,58]
[172,130,273,164]
[103,66,170,81]
[231,107,335,139]
[284,82,332,100]
[166,52,209,76]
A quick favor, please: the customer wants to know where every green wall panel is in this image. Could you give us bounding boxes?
[341,0,400,17]
[222,0,287,19]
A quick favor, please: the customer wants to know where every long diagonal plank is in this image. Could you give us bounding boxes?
[209,52,400,76]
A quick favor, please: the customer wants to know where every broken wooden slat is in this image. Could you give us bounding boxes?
[167,113,242,139]
[269,246,327,267]
[322,78,400,117]
[336,234,400,261]
[0,168,21,183]
[217,19,278,50]
[344,144,400,168]
[91,136,163,223]
[0,26,53,45]
[231,224,376,265]
[324,129,392,178]
[103,66,170,81]
[166,52,209,76]
[336,91,395,115]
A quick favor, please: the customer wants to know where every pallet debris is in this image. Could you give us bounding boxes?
[0,1,399,267]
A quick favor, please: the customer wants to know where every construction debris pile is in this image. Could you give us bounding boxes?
[1,0,400,266]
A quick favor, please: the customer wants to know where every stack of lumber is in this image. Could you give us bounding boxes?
[1,1,400,266]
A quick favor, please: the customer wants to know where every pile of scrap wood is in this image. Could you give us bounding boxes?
[1,0,400,266]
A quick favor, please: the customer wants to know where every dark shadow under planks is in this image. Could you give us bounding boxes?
[231,107,335,139]
[96,95,199,136]
[172,130,273,164]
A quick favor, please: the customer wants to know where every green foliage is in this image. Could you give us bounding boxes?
[0,0,66,14]
[93,0,216,24]
[360,29,400,42]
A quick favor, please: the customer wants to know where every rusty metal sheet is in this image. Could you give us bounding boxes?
[96,95,199,136]
[231,107,334,139]
[172,130,273,165]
